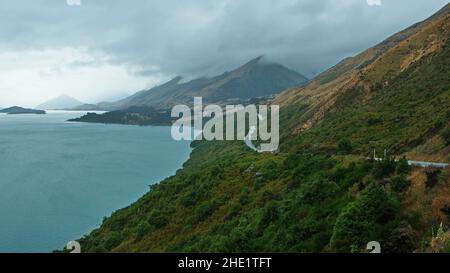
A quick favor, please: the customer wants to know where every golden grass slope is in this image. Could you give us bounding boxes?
[275,4,450,136]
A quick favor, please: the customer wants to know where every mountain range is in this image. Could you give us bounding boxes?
[75,3,450,253]
[98,56,308,110]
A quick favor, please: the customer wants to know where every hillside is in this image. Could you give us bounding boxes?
[101,57,308,110]
[68,106,173,126]
[75,4,450,253]
[36,94,83,110]
[276,3,450,162]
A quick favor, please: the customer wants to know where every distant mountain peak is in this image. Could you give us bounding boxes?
[37,94,84,110]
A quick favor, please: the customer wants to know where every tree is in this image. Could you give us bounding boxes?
[136,222,152,239]
[372,156,396,179]
[330,183,399,252]
[337,138,353,155]
[258,202,279,229]
[300,178,339,204]
[391,175,411,194]
[384,222,416,253]
[396,157,410,174]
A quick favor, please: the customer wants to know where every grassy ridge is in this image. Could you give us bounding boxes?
[286,42,450,159]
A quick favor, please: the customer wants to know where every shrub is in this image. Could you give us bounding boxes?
[136,222,152,239]
[193,202,216,224]
[224,204,242,221]
[337,138,353,155]
[330,183,399,252]
[180,190,200,208]
[258,202,279,228]
[299,178,339,204]
[396,157,410,174]
[367,117,384,126]
[384,222,416,253]
[286,178,301,191]
[147,210,169,229]
[237,187,251,206]
[103,232,124,250]
[390,175,411,194]
[331,162,372,190]
[372,157,396,179]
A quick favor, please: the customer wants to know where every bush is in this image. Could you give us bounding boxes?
[258,202,279,228]
[396,157,410,174]
[299,178,339,204]
[331,162,372,190]
[147,210,169,229]
[103,232,124,250]
[391,175,411,194]
[180,190,200,208]
[384,222,416,253]
[337,138,353,155]
[224,204,242,221]
[286,178,301,190]
[330,183,399,252]
[136,222,152,239]
[193,202,216,224]
[372,157,396,179]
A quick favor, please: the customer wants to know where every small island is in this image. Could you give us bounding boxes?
[0,106,46,115]
[68,106,173,126]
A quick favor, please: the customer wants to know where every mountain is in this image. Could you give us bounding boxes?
[0,106,46,115]
[36,94,84,110]
[276,2,450,161]
[101,57,308,110]
[76,4,450,253]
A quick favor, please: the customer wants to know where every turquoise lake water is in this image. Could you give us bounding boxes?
[0,111,192,253]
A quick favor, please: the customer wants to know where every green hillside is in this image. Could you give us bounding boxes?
[75,5,450,253]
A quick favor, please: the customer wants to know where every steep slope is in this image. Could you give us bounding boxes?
[102,57,308,110]
[36,94,83,110]
[75,4,450,253]
[278,3,450,161]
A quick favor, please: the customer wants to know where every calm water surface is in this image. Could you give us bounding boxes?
[0,111,191,252]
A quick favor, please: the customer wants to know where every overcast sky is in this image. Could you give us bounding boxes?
[0,0,448,107]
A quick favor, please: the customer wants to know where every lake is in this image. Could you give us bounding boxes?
[0,111,192,253]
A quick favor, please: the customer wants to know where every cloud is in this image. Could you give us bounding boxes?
[0,47,169,107]
[0,0,448,106]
